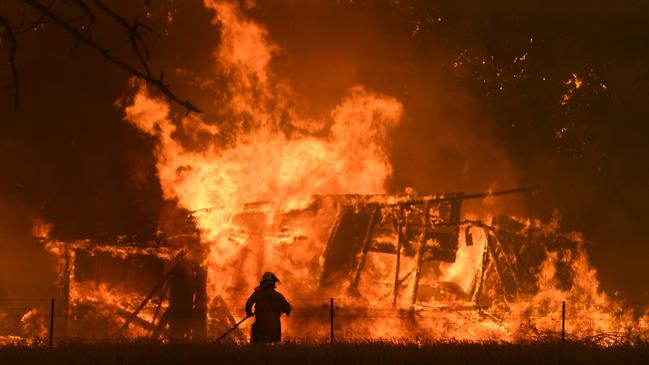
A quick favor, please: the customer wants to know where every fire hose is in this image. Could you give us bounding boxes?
[212,314,253,343]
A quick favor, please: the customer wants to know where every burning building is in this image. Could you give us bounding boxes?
[30,185,646,344]
[3,0,649,346]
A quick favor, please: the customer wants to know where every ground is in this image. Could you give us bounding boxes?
[1,341,648,365]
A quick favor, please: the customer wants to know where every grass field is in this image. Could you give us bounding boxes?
[1,341,648,365]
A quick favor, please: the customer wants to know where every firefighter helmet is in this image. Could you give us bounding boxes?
[260,271,280,284]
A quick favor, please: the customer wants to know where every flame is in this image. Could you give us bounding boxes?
[22,0,649,344]
[0,307,48,345]
[125,0,402,306]
[122,0,649,343]
[20,308,48,339]
[31,218,53,239]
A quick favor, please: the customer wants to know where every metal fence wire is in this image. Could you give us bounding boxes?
[1,298,648,345]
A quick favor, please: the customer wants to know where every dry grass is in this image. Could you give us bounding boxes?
[1,340,648,365]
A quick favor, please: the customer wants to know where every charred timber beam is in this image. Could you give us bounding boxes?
[323,209,345,258]
[349,206,379,293]
[115,309,156,332]
[318,208,345,286]
[489,233,522,298]
[193,265,208,339]
[398,270,413,287]
[334,186,537,207]
[485,232,510,304]
[470,228,491,306]
[392,208,403,306]
[121,250,186,330]
[411,200,431,305]
[461,187,536,201]
[121,268,174,331]
[146,279,170,337]
[151,308,170,338]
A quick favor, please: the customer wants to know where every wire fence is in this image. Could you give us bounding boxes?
[1,297,648,346]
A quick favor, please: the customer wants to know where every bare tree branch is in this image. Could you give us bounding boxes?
[69,0,95,54]
[93,0,152,77]
[8,0,202,113]
[0,13,19,109]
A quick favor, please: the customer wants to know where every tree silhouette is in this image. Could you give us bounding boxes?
[0,0,201,113]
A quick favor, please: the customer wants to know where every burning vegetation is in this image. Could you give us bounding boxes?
[1,0,648,348]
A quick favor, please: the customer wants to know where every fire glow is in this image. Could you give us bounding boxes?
[5,0,648,346]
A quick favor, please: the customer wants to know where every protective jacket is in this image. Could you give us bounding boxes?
[245,286,292,343]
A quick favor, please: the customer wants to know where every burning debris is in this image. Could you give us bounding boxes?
[318,187,535,305]
[2,0,648,347]
[15,187,644,344]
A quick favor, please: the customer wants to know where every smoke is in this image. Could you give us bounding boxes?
[0,193,55,300]
[239,0,524,211]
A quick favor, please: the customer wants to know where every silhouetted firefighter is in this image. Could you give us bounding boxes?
[245,272,292,343]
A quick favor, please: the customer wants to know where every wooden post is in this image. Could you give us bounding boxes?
[392,225,402,306]
[330,298,334,343]
[193,264,208,339]
[49,298,55,346]
[470,229,491,306]
[485,234,509,303]
[561,301,566,343]
[411,201,431,305]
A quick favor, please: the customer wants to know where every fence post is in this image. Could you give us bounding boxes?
[49,298,55,346]
[330,297,334,343]
[561,301,565,344]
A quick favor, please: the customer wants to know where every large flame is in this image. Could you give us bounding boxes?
[13,0,646,345]
[120,0,649,343]
[125,0,402,304]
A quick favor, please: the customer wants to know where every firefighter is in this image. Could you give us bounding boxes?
[244,271,292,343]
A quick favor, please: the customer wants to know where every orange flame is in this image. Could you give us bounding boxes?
[117,0,649,343]
[31,218,53,239]
[28,0,649,344]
